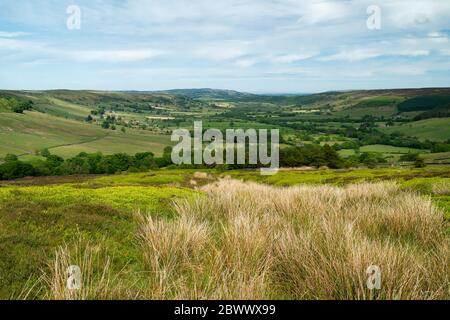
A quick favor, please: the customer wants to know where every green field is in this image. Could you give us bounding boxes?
[44,97,92,119]
[383,118,450,141]
[49,130,172,158]
[360,144,424,154]
[423,151,450,164]
[0,111,171,158]
[335,106,397,118]
[0,112,105,157]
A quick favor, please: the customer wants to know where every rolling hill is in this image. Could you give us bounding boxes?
[158,88,258,100]
[1,87,449,163]
[0,111,171,159]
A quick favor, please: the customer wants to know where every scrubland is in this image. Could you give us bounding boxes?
[8,172,447,300]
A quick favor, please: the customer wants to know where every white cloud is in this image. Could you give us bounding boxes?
[322,46,430,62]
[297,1,352,26]
[272,52,318,63]
[235,59,258,68]
[427,32,449,44]
[194,43,248,61]
[69,49,164,63]
[392,49,430,57]
[1,0,450,91]
[322,48,381,62]
[384,66,426,76]
[385,0,450,29]
[0,37,42,52]
[0,31,30,38]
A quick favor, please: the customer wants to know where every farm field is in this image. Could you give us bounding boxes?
[49,130,172,158]
[0,167,448,299]
[359,144,424,154]
[0,111,172,158]
[383,118,450,141]
[424,152,450,164]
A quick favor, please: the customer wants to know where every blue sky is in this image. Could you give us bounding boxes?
[0,0,450,93]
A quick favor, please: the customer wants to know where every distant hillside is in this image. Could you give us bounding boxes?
[253,88,450,117]
[1,87,449,161]
[0,90,207,121]
[159,88,259,100]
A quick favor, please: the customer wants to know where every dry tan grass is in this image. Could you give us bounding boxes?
[23,238,137,300]
[432,181,450,196]
[138,180,449,300]
[32,179,449,300]
[139,214,211,299]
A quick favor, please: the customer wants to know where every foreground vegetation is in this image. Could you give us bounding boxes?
[0,167,448,299]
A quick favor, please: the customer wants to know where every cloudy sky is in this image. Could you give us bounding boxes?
[0,0,450,93]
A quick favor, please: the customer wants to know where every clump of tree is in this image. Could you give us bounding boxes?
[12,100,33,113]
[0,143,414,181]
[0,149,163,180]
[280,144,344,169]
[414,158,426,168]
[0,96,34,113]
[398,96,450,112]
[399,152,420,162]
[101,115,118,130]
[358,152,387,168]
[0,154,35,180]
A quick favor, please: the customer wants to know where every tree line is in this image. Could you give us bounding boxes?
[0,144,357,180]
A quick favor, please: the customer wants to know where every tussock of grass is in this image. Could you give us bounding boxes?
[138,180,449,299]
[21,238,135,300]
[27,179,449,300]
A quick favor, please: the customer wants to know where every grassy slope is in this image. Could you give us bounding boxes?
[0,111,171,158]
[49,129,172,158]
[0,111,106,157]
[44,97,92,119]
[360,144,425,154]
[382,118,450,141]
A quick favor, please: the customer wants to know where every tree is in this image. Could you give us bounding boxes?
[85,115,93,122]
[40,148,51,158]
[0,160,35,180]
[399,152,419,162]
[4,154,18,162]
[11,100,33,114]
[414,158,426,168]
[359,152,385,168]
[323,144,343,169]
[101,121,110,129]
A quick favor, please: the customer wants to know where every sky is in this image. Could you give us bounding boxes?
[0,0,450,93]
